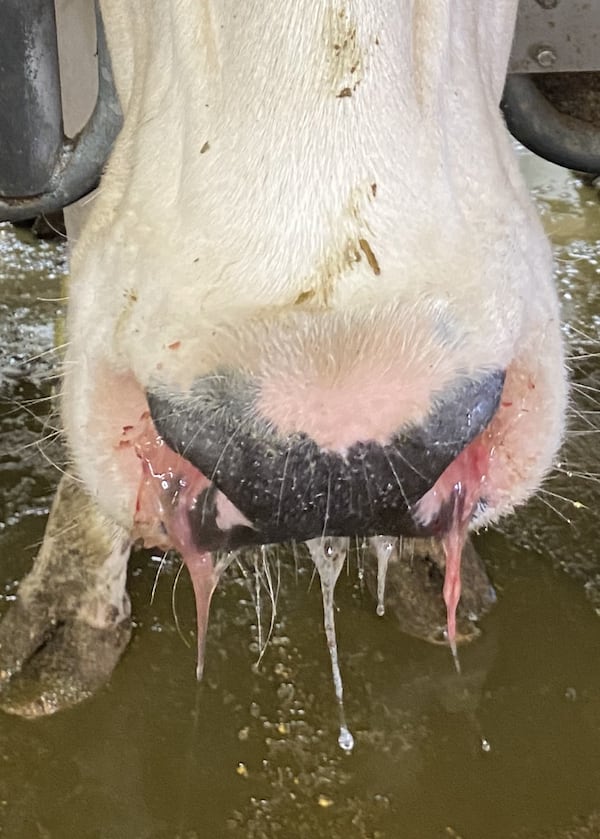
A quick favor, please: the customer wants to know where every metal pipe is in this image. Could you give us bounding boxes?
[502,74,600,174]
[0,0,64,198]
[0,0,123,221]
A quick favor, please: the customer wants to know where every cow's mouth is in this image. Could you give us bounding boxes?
[126,368,504,692]
[144,367,504,547]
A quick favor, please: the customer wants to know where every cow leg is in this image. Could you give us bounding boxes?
[0,474,132,717]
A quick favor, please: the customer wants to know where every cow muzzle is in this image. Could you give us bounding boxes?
[145,368,505,551]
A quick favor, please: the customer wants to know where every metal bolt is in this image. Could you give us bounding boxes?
[533,45,558,68]
[535,0,558,8]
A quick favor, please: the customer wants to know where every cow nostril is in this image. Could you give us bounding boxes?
[147,368,505,549]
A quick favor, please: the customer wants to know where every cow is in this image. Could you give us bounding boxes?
[0,0,566,719]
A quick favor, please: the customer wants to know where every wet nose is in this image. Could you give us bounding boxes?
[147,368,504,549]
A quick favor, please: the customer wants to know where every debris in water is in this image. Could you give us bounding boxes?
[306,536,355,753]
[318,794,334,808]
[565,687,577,702]
[481,738,491,753]
[236,762,249,778]
[368,536,398,616]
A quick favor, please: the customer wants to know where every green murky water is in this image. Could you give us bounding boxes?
[1,151,599,839]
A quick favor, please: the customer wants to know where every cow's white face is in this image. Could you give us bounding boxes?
[62,1,565,581]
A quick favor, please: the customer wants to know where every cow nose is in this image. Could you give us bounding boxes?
[147,369,505,550]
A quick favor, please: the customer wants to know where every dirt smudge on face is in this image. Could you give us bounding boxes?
[358,238,380,275]
[293,181,379,306]
[323,6,365,98]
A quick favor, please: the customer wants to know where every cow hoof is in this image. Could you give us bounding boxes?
[0,601,131,718]
[365,536,495,644]
[0,474,133,717]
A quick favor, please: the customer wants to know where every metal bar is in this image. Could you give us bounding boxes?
[0,0,64,197]
[0,0,123,222]
[509,0,600,74]
[502,74,600,173]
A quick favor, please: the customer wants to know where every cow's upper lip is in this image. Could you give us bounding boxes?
[144,368,505,552]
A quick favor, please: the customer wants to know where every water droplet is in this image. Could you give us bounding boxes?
[338,725,355,752]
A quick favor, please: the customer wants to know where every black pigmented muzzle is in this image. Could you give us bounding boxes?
[147,369,505,550]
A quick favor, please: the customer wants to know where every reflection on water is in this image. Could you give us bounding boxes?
[0,151,599,839]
